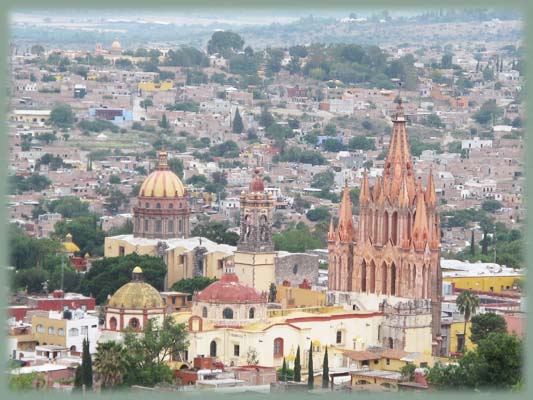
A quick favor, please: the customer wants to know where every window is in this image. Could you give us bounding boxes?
[210,340,217,357]
[249,307,255,319]
[156,203,161,209]
[69,328,79,336]
[172,297,176,305]
[234,344,240,356]
[456,334,465,353]
[109,317,117,331]
[81,305,87,311]
[144,219,149,231]
[168,220,174,233]
[155,220,162,233]
[223,308,234,319]
[48,326,55,335]
[374,360,379,365]
[273,338,284,358]
[58,328,64,336]
[81,326,88,335]
[386,358,390,366]
[145,202,150,208]
[420,362,428,368]
[119,246,125,257]
[293,264,298,274]
[129,318,139,329]
[179,219,182,232]
[169,203,173,209]
[336,330,342,344]
[202,307,208,318]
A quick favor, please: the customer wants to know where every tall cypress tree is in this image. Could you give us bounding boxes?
[481,231,489,255]
[307,342,314,389]
[232,107,244,134]
[81,337,93,388]
[322,347,329,389]
[280,358,287,382]
[73,365,83,390]
[470,230,475,256]
[294,345,301,382]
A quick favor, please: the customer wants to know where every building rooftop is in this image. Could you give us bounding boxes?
[109,234,236,254]
[441,259,523,278]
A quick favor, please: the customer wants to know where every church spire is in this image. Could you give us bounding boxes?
[328,217,335,241]
[412,181,429,251]
[337,185,356,242]
[359,170,371,205]
[425,168,437,207]
[383,100,416,203]
[373,176,382,201]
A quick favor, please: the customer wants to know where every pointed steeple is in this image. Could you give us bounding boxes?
[328,217,335,241]
[398,174,409,208]
[424,168,437,207]
[337,185,356,243]
[412,181,429,251]
[373,176,382,201]
[383,99,416,203]
[359,170,371,205]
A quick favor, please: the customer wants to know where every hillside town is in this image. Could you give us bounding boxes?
[6,9,524,393]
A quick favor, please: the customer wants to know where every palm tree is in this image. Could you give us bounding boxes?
[93,341,128,389]
[456,290,480,352]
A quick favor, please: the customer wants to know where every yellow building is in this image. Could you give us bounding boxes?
[276,285,326,308]
[448,321,475,354]
[138,79,174,92]
[104,235,234,289]
[442,259,523,294]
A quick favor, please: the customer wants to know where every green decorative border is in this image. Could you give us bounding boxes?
[0,1,529,399]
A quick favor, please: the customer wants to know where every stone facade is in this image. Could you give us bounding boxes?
[275,253,319,287]
[328,101,443,355]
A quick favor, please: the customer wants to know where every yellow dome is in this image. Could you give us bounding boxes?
[111,40,121,49]
[139,151,186,198]
[108,281,163,309]
[133,266,143,274]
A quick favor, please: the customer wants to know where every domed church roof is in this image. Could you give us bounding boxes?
[139,150,186,198]
[108,266,164,309]
[196,273,265,304]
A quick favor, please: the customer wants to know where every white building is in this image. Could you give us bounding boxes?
[461,137,492,150]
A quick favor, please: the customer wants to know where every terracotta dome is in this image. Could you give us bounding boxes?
[139,151,186,198]
[196,273,264,303]
[249,168,264,192]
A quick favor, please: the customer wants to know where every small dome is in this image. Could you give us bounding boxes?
[66,233,72,239]
[196,273,264,303]
[111,40,122,49]
[133,266,143,274]
[108,281,163,309]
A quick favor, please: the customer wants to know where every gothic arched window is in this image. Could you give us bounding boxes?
[249,307,255,319]
[222,308,234,319]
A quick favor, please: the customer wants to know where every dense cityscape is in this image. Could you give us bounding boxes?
[6,8,524,393]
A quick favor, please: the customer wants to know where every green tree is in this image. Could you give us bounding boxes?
[9,371,45,390]
[311,170,335,191]
[470,230,475,256]
[322,138,345,152]
[50,103,74,128]
[167,157,184,179]
[308,342,314,389]
[190,222,239,245]
[273,223,323,253]
[93,341,128,389]
[456,290,480,352]
[470,313,507,344]
[481,199,503,213]
[294,345,301,382]
[207,31,244,56]
[81,337,93,388]
[122,316,189,387]
[400,363,416,381]
[268,282,277,303]
[348,136,376,151]
[322,347,329,389]
[109,174,121,185]
[170,276,218,295]
[306,207,331,222]
[105,188,129,214]
[473,99,503,125]
[441,53,453,68]
[232,108,244,134]
[159,114,169,129]
[79,254,167,304]
[31,44,45,55]
[280,358,288,381]
[259,107,275,129]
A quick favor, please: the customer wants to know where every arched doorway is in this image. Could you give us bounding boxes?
[109,317,117,331]
[210,340,217,357]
